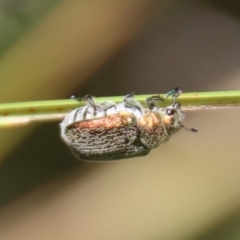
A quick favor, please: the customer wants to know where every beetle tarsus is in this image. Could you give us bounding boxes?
[166,87,182,99]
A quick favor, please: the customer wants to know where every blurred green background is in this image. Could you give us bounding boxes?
[0,0,240,239]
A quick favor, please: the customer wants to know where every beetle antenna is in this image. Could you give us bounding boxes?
[179,122,198,132]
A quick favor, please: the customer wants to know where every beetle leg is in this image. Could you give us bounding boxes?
[123,92,143,113]
[165,87,182,99]
[146,95,164,110]
[99,101,117,116]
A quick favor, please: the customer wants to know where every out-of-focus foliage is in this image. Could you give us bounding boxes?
[0,0,61,54]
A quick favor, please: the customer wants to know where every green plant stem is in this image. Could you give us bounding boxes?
[0,90,240,128]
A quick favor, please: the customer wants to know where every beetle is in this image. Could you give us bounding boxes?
[60,89,197,161]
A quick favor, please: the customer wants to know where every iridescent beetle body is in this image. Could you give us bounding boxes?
[60,90,195,161]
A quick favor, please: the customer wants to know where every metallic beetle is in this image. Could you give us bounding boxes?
[60,90,196,161]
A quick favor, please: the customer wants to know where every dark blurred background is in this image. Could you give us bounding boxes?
[0,1,240,239]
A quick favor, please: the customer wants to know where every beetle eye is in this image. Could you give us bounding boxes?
[166,108,176,116]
